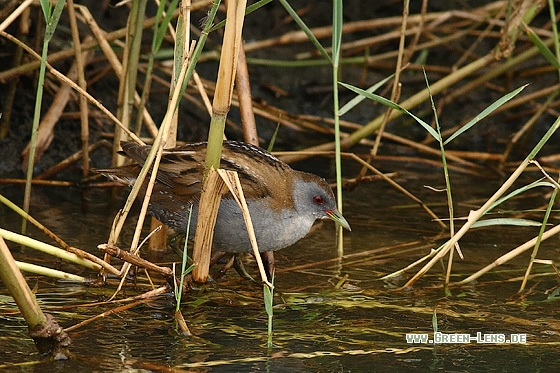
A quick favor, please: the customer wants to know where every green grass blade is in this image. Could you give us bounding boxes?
[39,0,51,20]
[525,25,559,70]
[332,0,342,65]
[339,74,394,116]
[176,205,195,310]
[176,0,221,113]
[277,0,331,63]
[263,273,275,348]
[520,174,557,292]
[267,124,280,152]
[154,0,180,52]
[547,0,560,80]
[485,179,553,214]
[332,0,344,253]
[210,0,273,32]
[263,284,273,317]
[44,0,66,42]
[444,84,528,145]
[24,0,67,232]
[340,82,441,141]
[472,218,545,228]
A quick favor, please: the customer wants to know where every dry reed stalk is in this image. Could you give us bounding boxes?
[20,48,94,170]
[65,286,169,332]
[104,43,195,293]
[0,0,214,83]
[0,29,140,143]
[34,140,111,180]
[272,150,445,228]
[191,167,229,281]
[237,43,258,144]
[0,179,74,186]
[98,244,174,277]
[0,194,120,275]
[366,156,483,175]
[501,88,560,164]
[0,0,34,33]
[219,169,271,286]
[279,239,429,274]
[455,221,560,286]
[193,0,248,282]
[77,5,159,137]
[67,0,90,178]
[242,2,505,53]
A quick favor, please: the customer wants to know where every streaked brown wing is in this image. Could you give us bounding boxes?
[118,140,294,204]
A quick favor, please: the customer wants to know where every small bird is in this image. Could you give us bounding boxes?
[99,140,350,254]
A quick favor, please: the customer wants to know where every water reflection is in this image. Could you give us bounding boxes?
[1,170,560,371]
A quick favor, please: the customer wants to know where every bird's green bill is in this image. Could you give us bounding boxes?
[327,210,351,231]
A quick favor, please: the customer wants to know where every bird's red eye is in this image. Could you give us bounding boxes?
[313,195,324,205]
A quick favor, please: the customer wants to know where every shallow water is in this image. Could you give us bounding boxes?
[2,167,560,372]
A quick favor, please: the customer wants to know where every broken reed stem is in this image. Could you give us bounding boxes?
[193,0,247,281]
[65,286,168,332]
[191,167,228,282]
[98,243,173,277]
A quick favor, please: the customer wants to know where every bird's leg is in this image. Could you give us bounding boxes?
[209,250,231,280]
[213,254,235,280]
[210,250,227,266]
[233,254,256,281]
[210,251,254,281]
[231,252,276,282]
[261,251,275,281]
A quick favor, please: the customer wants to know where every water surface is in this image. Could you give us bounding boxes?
[1,168,560,372]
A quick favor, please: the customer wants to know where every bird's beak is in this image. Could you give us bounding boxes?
[326,209,351,231]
